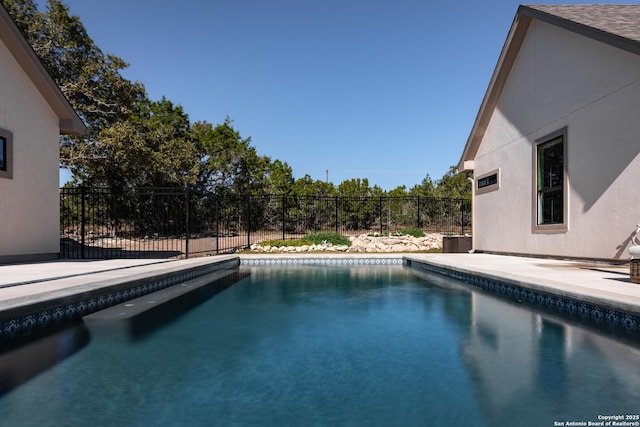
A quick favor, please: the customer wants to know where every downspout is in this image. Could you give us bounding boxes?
[467,176,476,253]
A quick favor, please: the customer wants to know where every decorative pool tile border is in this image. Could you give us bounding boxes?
[0,258,239,341]
[407,259,640,334]
[241,257,404,266]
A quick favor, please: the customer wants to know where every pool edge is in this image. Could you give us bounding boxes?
[404,255,640,334]
[0,257,240,341]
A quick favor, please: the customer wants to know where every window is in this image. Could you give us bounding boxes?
[0,129,12,179]
[478,174,497,189]
[476,169,500,195]
[534,129,567,231]
[0,136,5,171]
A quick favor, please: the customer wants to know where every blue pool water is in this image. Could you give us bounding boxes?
[1,265,640,426]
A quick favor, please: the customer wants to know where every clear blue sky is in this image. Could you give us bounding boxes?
[56,0,628,190]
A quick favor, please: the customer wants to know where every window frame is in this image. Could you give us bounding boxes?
[0,128,12,179]
[476,168,500,195]
[532,127,568,233]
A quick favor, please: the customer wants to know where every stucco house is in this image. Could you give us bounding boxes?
[0,5,85,263]
[458,5,640,261]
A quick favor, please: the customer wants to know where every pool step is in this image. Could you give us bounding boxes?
[83,269,245,340]
[0,257,240,342]
[84,269,241,321]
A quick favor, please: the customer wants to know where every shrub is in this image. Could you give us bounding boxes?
[260,238,312,247]
[304,231,351,246]
[399,227,425,238]
[260,232,351,247]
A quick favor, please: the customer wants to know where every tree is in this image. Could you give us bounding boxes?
[388,185,409,197]
[337,178,372,197]
[266,160,295,194]
[86,98,198,189]
[409,174,437,198]
[3,1,473,198]
[3,0,146,184]
[291,175,336,197]
[2,0,40,41]
[434,166,472,199]
[336,178,378,230]
[192,118,270,195]
[36,1,144,129]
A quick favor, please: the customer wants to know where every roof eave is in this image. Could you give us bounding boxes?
[521,5,640,57]
[458,4,640,174]
[0,5,86,135]
[60,118,87,135]
[457,10,532,173]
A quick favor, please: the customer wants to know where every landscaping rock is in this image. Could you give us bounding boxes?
[249,233,444,253]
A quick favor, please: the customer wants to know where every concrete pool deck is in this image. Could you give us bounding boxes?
[0,256,239,339]
[0,253,638,339]
[404,254,640,315]
[0,257,237,307]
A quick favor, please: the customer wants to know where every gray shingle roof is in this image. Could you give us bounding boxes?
[523,4,640,45]
[458,4,640,172]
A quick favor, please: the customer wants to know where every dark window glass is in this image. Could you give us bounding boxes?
[0,136,6,171]
[477,173,497,189]
[537,136,563,224]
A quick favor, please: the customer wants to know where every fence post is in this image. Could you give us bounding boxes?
[379,196,383,234]
[80,185,86,259]
[247,194,251,249]
[461,199,465,235]
[282,194,286,240]
[335,196,339,233]
[215,196,220,255]
[387,197,391,234]
[185,187,190,259]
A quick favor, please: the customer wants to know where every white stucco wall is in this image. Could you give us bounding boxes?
[0,37,60,260]
[473,20,640,260]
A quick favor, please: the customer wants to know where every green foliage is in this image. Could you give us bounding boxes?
[192,117,271,195]
[388,185,408,197]
[409,168,471,199]
[91,98,197,189]
[267,160,295,194]
[4,1,474,198]
[399,227,425,237]
[409,174,437,197]
[304,232,351,246]
[338,178,371,197]
[261,232,351,248]
[368,228,425,238]
[292,175,337,197]
[260,238,311,247]
[5,0,143,129]
[4,0,144,185]
[3,1,268,193]
[434,166,472,199]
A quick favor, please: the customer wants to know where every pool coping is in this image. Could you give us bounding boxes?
[0,256,239,341]
[2,253,639,341]
[403,254,640,334]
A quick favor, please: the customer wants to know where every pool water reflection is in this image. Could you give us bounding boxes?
[0,265,639,426]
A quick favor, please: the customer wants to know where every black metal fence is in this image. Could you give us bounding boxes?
[60,187,471,259]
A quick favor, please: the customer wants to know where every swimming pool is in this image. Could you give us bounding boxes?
[1,264,639,426]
